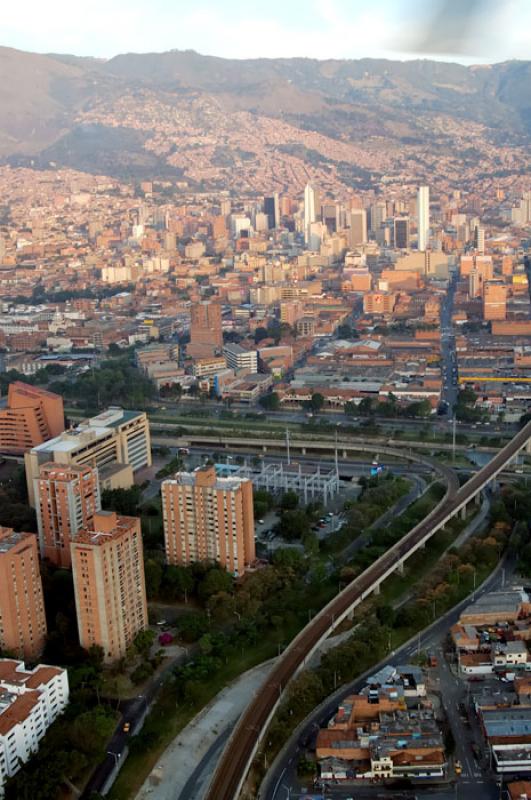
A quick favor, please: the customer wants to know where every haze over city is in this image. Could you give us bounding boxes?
[0,2,530,800]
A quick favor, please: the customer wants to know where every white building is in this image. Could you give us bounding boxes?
[0,659,69,794]
[222,344,258,374]
[304,183,319,245]
[417,185,430,251]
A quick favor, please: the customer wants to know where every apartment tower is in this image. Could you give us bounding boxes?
[161,465,255,575]
[35,462,101,568]
[71,511,148,663]
[0,528,47,660]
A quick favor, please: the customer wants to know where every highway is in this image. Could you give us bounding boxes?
[203,420,531,800]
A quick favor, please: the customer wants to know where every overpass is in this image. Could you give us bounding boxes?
[203,420,531,800]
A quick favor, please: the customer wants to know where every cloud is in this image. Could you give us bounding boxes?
[1,0,530,62]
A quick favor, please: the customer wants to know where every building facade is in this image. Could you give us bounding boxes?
[0,659,69,794]
[24,407,151,506]
[71,511,148,663]
[0,382,64,454]
[35,462,101,568]
[161,465,255,575]
[0,529,47,661]
[189,301,223,359]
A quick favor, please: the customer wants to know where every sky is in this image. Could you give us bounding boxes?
[3,0,530,63]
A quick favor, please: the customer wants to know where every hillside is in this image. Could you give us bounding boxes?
[0,46,529,190]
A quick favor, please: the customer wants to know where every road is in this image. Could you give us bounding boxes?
[203,421,531,800]
[439,270,459,415]
[265,558,515,800]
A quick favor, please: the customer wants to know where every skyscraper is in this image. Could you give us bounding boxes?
[304,183,319,244]
[71,511,148,663]
[0,528,47,660]
[35,463,101,568]
[349,209,368,248]
[264,194,280,229]
[417,186,430,251]
[161,465,255,575]
[394,217,410,250]
[474,224,485,255]
[189,300,223,359]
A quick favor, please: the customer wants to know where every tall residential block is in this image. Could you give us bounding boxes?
[0,382,64,454]
[0,528,47,660]
[35,463,101,568]
[161,465,255,575]
[71,511,148,663]
[188,301,223,359]
[25,406,151,506]
[417,186,430,251]
[264,193,280,229]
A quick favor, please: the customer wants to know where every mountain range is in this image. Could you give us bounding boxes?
[1,46,530,191]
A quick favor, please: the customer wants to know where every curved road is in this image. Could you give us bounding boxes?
[204,421,531,800]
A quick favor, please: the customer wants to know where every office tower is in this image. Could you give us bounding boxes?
[474,224,485,254]
[304,183,319,244]
[394,217,410,250]
[483,282,507,321]
[162,465,255,575]
[349,209,368,248]
[71,511,148,663]
[220,198,232,217]
[25,407,151,506]
[369,201,386,235]
[417,186,430,251]
[35,463,101,568]
[469,269,480,299]
[0,528,47,660]
[0,659,69,795]
[264,194,280,229]
[322,203,338,234]
[0,382,64,454]
[188,300,223,359]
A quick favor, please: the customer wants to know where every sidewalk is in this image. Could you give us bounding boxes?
[135,660,275,800]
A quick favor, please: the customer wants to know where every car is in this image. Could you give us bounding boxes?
[258,519,264,525]
[123,722,131,733]
[328,512,334,517]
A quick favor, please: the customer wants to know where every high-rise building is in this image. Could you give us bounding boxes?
[304,184,319,244]
[161,465,255,575]
[417,186,430,251]
[35,463,101,568]
[0,528,47,660]
[25,407,151,506]
[264,194,280,229]
[0,382,64,455]
[474,224,485,255]
[189,300,223,359]
[0,659,69,795]
[483,282,507,321]
[71,511,148,663]
[349,209,368,248]
[394,217,410,249]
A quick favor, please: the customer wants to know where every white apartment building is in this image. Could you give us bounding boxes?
[222,344,258,375]
[0,659,69,794]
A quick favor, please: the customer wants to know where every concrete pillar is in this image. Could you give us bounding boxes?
[525,439,531,455]
[373,584,381,596]
[262,445,267,452]
[475,491,482,506]
[396,561,405,576]
[342,449,347,458]
[301,447,306,455]
[460,504,467,520]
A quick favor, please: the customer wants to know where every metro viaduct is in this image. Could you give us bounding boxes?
[203,420,531,800]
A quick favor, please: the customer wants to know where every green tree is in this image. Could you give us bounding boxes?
[259,392,280,411]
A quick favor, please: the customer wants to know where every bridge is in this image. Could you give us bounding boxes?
[203,420,531,800]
